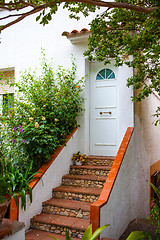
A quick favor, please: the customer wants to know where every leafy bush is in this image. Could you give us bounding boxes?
[0,53,85,171]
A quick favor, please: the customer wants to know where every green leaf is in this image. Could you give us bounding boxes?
[48,236,59,239]
[82,224,92,240]
[150,182,160,200]
[89,224,109,240]
[65,228,72,240]
[126,231,148,240]
[156,232,160,240]
[12,193,19,208]
[20,189,26,210]
[28,185,32,203]
[36,14,41,22]
[145,232,153,240]
[0,196,5,204]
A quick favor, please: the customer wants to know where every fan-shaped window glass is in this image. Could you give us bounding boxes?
[96,68,115,80]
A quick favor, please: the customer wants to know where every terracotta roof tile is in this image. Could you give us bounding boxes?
[62,28,90,37]
[71,29,79,34]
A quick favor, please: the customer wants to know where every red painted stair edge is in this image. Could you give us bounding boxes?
[90,127,134,239]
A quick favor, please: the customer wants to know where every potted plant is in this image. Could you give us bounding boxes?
[0,158,39,226]
[72,151,87,166]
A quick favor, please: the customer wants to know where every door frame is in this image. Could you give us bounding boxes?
[84,60,134,156]
[89,61,118,156]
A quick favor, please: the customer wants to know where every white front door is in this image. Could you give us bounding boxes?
[89,62,118,156]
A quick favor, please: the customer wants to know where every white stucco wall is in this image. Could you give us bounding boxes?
[0,5,102,74]
[117,60,134,146]
[135,92,160,167]
[100,129,150,239]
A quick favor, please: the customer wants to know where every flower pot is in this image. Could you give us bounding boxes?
[0,197,11,226]
[75,161,82,166]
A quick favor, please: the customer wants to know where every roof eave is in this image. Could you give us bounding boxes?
[67,33,90,44]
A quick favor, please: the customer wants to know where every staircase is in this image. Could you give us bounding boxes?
[25,156,114,240]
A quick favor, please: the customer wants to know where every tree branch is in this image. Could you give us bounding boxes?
[0,5,45,31]
[0,1,37,10]
[62,0,157,13]
[0,1,27,7]
[0,0,157,31]
[0,5,31,13]
[0,13,27,21]
[0,0,157,13]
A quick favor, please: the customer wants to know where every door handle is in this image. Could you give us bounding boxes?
[100,111,111,115]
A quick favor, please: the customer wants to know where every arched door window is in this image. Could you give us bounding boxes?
[96,68,115,80]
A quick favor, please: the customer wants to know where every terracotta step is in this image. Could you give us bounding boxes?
[25,229,82,240]
[25,229,118,240]
[87,156,115,160]
[84,156,115,166]
[52,185,101,203]
[26,156,114,240]
[42,198,90,219]
[62,174,106,189]
[69,165,111,176]
[31,213,90,238]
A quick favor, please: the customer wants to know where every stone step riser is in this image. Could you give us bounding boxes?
[62,178,105,189]
[31,221,85,239]
[52,190,99,203]
[69,168,109,176]
[42,205,90,219]
[84,159,114,166]
[28,155,114,240]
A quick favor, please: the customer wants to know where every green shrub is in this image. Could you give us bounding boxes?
[0,53,85,171]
